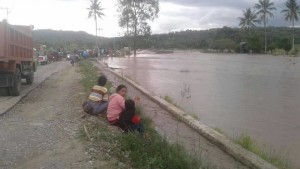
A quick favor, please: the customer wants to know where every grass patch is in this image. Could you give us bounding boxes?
[234,133,291,169]
[79,60,99,93]
[116,128,211,169]
[163,95,181,108]
[191,113,200,120]
[163,95,200,120]
[211,127,291,169]
[213,127,224,134]
[79,60,112,94]
[78,59,214,169]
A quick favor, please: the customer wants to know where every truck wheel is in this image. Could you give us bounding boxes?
[26,72,34,85]
[0,88,8,96]
[8,68,21,96]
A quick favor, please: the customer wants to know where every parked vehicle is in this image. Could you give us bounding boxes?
[33,48,38,71]
[36,44,48,65]
[0,20,36,96]
[48,51,63,62]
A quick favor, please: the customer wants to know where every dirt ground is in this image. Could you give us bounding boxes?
[0,65,117,169]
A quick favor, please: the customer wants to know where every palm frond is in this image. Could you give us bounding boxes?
[88,11,93,18]
[87,0,105,20]
[281,0,300,21]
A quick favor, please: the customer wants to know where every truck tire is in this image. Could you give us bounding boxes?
[8,68,21,96]
[26,72,34,85]
[0,88,9,96]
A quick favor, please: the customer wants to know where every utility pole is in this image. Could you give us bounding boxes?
[0,7,11,21]
[97,28,103,57]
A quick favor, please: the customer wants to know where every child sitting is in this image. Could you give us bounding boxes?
[119,99,144,133]
[83,75,109,115]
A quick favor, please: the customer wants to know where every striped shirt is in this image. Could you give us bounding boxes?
[88,85,109,102]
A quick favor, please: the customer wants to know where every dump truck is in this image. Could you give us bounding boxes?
[0,20,36,96]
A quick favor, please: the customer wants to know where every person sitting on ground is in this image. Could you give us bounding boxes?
[107,85,127,125]
[119,99,144,133]
[85,75,109,115]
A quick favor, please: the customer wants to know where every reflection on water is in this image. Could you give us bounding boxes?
[104,52,300,167]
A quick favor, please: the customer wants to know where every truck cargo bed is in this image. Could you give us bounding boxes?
[0,21,33,63]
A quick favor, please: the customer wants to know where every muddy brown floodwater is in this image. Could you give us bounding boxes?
[104,52,300,168]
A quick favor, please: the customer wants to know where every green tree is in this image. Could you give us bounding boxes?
[281,0,300,53]
[278,38,292,53]
[117,0,159,56]
[87,0,105,37]
[248,34,264,53]
[238,8,260,35]
[254,0,276,53]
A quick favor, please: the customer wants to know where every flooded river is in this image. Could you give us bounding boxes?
[104,52,300,167]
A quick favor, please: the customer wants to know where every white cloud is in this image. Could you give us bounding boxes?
[0,0,122,37]
[0,0,290,37]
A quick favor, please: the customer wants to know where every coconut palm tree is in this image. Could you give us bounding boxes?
[87,0,105,37]
[254,0,276,53]
[281,0,300,52]
[238,8,260,35]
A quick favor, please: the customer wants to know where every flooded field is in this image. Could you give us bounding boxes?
[104,52,300,167]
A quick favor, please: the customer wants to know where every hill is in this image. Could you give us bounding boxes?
[33,27,300,53]
[33,29,107,51]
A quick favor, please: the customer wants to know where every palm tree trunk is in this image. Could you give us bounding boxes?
[264,17,267,54]
[95,17,98,37]
[248,27,250,36]
[292,18,295,53]
[95,16,98,50]
[133,23,137,57]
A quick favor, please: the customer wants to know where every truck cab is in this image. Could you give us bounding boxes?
[36,44,48,65]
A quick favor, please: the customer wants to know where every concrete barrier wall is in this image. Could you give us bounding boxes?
[95,60,277,169]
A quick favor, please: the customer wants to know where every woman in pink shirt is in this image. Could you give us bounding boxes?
[107,85,127,125]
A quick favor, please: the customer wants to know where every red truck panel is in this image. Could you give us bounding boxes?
[0,21,33,63]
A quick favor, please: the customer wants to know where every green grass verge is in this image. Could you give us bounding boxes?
[234,133,291,169]
[78,59,214,169]
[79,59,112,94]
[214,127,291,169]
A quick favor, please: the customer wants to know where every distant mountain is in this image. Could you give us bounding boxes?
[33,29,107,50]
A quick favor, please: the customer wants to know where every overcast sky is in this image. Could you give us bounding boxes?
[0,0,293,37]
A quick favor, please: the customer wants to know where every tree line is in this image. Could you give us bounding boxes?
[238,0,300,54]
[33,26,300,54]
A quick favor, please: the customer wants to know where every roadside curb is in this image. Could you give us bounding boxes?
[94,60,277,169]
[0,71,59,117]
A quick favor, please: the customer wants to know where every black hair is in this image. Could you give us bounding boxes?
[97,75,107,86]
[116,84,127,92]
[125,99,135,110]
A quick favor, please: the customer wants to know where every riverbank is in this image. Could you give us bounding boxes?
[91,58,285,169]
[79,60,216,169]
[104,52,300,168]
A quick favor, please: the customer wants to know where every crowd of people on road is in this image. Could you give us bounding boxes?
[82,75,144,134]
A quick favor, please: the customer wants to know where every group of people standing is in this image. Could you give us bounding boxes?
[83,75,144,133]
